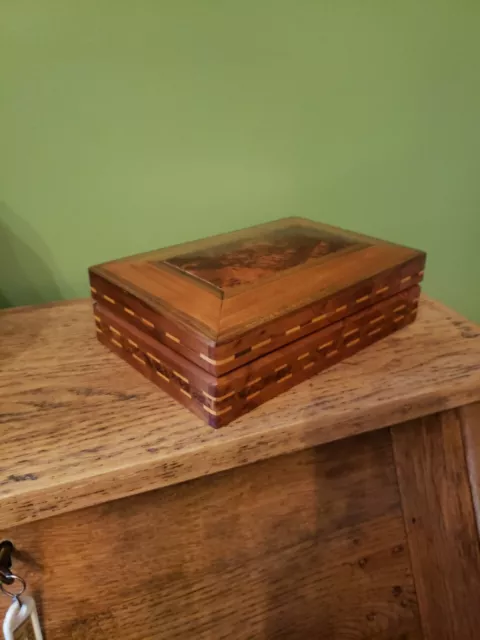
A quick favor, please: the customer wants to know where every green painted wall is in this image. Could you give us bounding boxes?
[1,1,479,319]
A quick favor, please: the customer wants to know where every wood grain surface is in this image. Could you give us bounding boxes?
[95,286,420,426]
[0,296,480,529]
[459,401,480,535]
[0,430,423,639]
[90,216,425,370]
[392,409,480,639]
[91,263,424,376]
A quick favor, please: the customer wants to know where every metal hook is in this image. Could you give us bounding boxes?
[0,541,14,586]
[0,541,27,606]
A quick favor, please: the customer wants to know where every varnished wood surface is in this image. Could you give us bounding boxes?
[0,430,423,639]
[91,216,425,350]
[95,287,420,426]
[90,261,424,375]
[392,409,480,639]
[0,296,480,529]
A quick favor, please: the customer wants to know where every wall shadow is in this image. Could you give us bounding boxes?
[0,202,62,309]
[0,202,62,361]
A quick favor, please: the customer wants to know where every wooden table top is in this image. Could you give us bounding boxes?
[1,296,479,529]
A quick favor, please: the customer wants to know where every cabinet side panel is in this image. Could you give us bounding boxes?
[392,409,480,640]
[460,402,480,536]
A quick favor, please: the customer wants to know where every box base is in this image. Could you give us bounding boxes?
[94,286,420,427]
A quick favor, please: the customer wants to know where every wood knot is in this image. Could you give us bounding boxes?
[7,473,38,483]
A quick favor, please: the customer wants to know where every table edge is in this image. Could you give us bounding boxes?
[1,382,479,531]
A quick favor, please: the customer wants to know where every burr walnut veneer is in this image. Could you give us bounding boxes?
[1,297,480,639]
[89,218,426,426]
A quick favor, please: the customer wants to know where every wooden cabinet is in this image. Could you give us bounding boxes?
[0,297,480,638]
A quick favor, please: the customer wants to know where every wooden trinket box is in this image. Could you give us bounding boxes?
[89,218,426,427]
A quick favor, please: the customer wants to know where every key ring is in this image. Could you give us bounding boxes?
[0,574,26,600]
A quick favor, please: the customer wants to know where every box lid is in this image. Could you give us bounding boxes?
[89,217,426,375]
